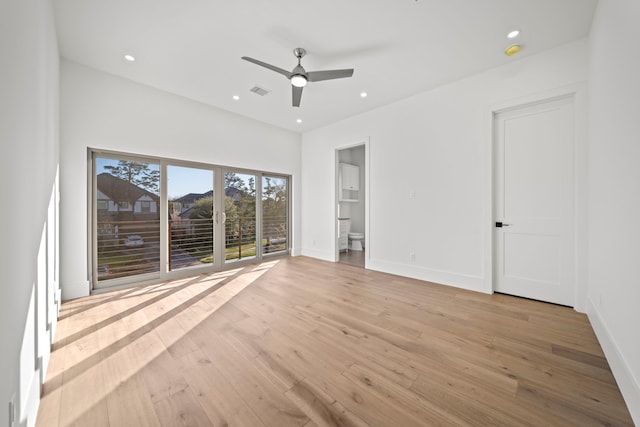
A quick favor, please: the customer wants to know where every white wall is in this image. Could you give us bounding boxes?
[302,39,589,296]
[0,0,60,426]
[60,61,302,299]
[587,0,640,422]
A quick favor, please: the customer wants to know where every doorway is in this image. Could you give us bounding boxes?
[493,96,575,306]
[336,143,367,268]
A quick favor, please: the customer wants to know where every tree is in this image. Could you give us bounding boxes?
[189,196,214,219]
[104,160,160,193]
[262,178,287,239]
[224,172,246,192]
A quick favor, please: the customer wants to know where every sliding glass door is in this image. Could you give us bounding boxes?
[92,151,290,289]
[224,171,257,263]
[167,165,215,271]
[262,175,288,255]
[94,155,161,285]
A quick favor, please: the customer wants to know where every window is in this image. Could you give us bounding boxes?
[94,155,161,287]
[262,175,288,255]
[224,171,257,262]
[167,165,214,271]
[92,150,290,289]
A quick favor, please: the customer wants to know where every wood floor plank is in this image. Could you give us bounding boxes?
[180,349,267,427]
[105,373,160,427]
[196,327,310,427]
[343,362,470,426]
[152,385,214,427]
[306,371,427,427]
[284,380,370,427]
[36,256,634,427]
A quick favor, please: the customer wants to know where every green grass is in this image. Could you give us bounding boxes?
[225,242,257,260]
[98,253,142,267]
[198,243,257,263]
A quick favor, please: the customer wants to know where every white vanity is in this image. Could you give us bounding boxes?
[338,218,350,252]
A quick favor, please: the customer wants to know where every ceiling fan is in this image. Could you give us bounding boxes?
[242,48,354,107]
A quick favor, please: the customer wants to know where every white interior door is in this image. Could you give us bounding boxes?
[494,97,575,306]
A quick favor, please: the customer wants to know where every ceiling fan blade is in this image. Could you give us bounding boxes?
[307,69,354,82]
[241,56,291,78]
[292,85,303,107]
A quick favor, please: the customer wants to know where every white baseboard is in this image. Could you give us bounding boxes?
[300,247,335,262]
[22,368,40,427]
[366,258,488,294]
[61,280,90,301]
[588,299,640,425]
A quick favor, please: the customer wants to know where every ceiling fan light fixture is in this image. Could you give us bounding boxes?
[291,75,307,87]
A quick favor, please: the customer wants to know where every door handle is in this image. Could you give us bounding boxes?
[495,222,511,228]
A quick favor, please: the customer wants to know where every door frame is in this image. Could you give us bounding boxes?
[484,83,589,311]
[334,138,370,265]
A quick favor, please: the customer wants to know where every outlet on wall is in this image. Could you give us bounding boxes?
[409,252,416,262]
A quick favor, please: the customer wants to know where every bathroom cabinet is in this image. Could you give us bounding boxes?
[339,163,359,202]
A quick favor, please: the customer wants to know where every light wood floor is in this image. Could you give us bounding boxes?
[339,249,365,268]
[37,256,633,426]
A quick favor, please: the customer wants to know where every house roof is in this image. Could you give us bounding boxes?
[173,188,246,204]
[173,191,213,204]
[97,173,160,203]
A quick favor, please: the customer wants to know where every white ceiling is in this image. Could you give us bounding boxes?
[53,0,598,133]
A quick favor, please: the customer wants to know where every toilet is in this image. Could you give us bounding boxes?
[348,232,365,251]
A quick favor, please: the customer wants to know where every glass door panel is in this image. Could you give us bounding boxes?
[167,165,215,271]
[224,171,257,262]
[262,176,288,255]
[95,156,161,283]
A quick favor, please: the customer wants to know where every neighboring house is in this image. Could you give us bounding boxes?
[170,187,246,236]
[96,172,160,221]
[172,188,244,215]
[172,190,214,214]
[96,173,161,247]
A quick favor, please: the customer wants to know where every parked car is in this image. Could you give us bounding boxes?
[123,234,144,248]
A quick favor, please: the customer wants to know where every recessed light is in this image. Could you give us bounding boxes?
[124,54,136,62]
[360,92,368,98]
[505,44,521,57]
[507,30,520,39]
[296,119,302,123]
[233,95,240,100]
